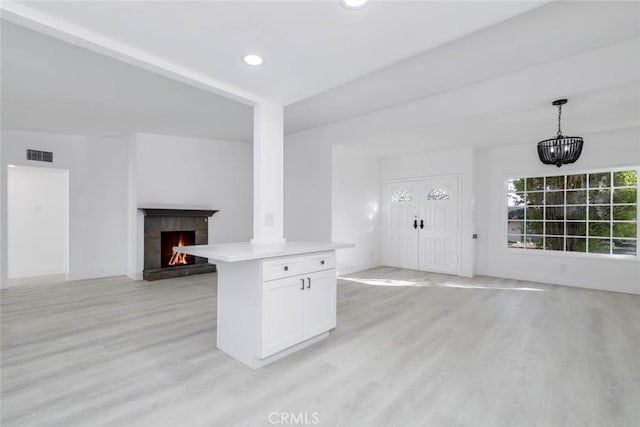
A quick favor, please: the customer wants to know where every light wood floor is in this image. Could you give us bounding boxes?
[2,268,639,427]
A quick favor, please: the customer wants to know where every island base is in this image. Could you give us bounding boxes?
[219,332,330,369]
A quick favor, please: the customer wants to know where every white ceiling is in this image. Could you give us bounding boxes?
[1,1,639,155]
[1,21,253,141]
[6,0,545,105]
[285,1,640,134]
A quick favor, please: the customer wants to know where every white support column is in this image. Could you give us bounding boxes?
[252,101,285,244]
[0,141,8,289]
[125,134,143,280]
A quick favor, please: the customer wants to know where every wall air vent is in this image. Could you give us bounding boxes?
[26,149,53,163]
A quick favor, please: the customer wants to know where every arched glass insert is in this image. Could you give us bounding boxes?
[426,188,449,200]
[391,189,412,202]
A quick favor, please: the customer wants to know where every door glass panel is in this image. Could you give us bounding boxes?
[391,189,412,202]
[426,188,449,200]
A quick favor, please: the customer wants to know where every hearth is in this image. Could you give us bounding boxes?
[139,208,218,281]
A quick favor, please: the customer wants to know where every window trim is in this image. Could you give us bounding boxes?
[504,165,639,261]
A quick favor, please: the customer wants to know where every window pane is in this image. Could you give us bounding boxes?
[589,222,610,237]
[545,221,564,236]
[527,207,543,220]
[588,238,611,254]
[545,176,564,190]
[566,206,586,220]
[508,221,524,235]
[509,192,525,207]
[589,189,611,204]
[508,208,524,220]
[589,206,611,221]
[613,205,637,221]
[546,207,564,220]
[613,222,637,238]
[567,174,587,189]
[526,177,544,191]
[566,238,586,252]
[508,235,524,249]
[612,239,636,255]
[507,170,637,256]
[612,188,637,204]
[589,172,611,188]
[526,192,544,205]
[566,190,586,205]
[566,222,586,236]
[509,178,526,192]
[545,237,564,251]
[546,191,564,205]
[526,221,543,234]
[613,170,637,187]
[525,236,543,250]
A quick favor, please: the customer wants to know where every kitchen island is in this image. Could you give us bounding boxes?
[175,241,353,369]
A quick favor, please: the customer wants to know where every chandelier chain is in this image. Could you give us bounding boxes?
[557,104,563,137]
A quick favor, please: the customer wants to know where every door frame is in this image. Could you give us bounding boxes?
[383,174,461,276]
[7,165,70,281]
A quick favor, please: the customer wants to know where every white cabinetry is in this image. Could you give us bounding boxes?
[260,252,336,358]
[261,275,305,357]
[302,269,337,340]
[212,249,339,369]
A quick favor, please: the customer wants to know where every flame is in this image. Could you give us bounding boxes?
[168,234,189,266]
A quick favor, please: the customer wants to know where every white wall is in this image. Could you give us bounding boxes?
[135,133,253,243]
[476,127,640,294]
[8,166,68,278]
[284,131,332,241]
[332,145,382,275]
[2,130,128,281]
[381,147,477,277]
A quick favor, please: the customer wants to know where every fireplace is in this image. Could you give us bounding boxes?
[161,231,195,268]
[139,208,218,281]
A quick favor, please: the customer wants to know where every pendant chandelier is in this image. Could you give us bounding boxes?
[537,99,583,167]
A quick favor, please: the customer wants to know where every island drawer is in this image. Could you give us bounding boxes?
[262,257,305,281]
[261,252,337,282]
[303,252,336,272]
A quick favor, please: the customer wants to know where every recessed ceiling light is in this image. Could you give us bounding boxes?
[340,0,369,9]
[8,164,16,168]
[243,54,263,66]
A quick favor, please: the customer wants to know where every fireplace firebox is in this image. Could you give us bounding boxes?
[139,208,218,281]
[161,231,195,268]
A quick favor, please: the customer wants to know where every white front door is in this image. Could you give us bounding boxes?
[417,177,458,274]
[385,181,419,270]
[385,177,459,275]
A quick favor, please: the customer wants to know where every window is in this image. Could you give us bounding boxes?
[426,188,449,200]
[391,189,412,202]
[507,169,637,256]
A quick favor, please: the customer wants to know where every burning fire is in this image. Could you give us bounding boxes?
[168,234,189,266]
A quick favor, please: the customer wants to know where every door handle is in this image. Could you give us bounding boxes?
[420,220,424,229]
[300,278,305,290]
[413,219,418,229]
[307,277,311,289]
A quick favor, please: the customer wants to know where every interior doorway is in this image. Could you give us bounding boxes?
[384,176,459,275]
[8,165,69,281]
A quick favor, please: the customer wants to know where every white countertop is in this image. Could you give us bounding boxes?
[174,241,354,262]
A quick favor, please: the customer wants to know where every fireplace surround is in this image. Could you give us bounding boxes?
[139,208,218,281]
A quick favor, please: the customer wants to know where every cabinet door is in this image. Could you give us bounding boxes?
[303,269,337,340]
[261,276,305,358]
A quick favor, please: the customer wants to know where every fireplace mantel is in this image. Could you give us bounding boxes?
[138,208,218,218]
